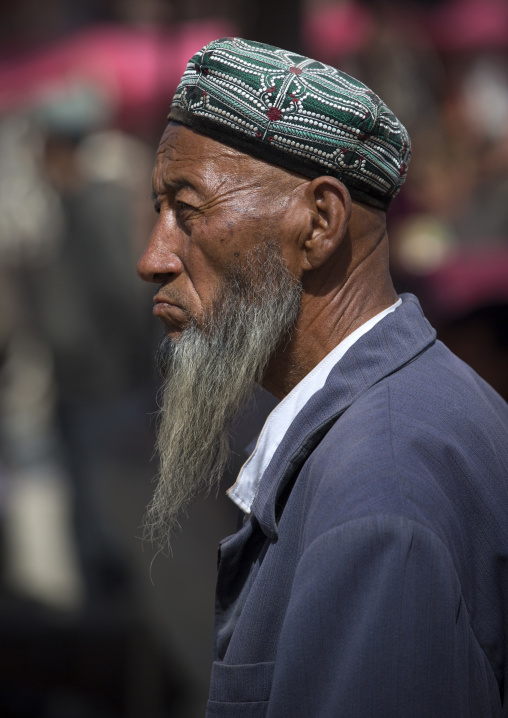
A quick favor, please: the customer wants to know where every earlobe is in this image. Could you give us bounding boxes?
[302,177,352,271]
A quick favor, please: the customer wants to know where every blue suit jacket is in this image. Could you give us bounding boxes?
[206,294,508,717]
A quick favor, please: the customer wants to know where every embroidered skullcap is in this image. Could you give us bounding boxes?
[168,38,411,211]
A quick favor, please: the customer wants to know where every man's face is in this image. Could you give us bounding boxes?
[138,123,304,550]
[138,122,302,337]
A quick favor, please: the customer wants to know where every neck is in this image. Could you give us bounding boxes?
[262,230,397,400]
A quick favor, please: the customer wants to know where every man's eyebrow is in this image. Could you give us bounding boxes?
[152,178,199,202]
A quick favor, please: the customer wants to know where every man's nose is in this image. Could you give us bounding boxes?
[137,221,184,284]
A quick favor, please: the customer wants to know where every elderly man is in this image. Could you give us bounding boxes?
[138,39,508,717]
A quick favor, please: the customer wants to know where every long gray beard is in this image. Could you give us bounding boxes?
[144,243,302,551]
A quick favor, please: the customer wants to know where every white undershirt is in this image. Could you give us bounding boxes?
[227,299,402,514]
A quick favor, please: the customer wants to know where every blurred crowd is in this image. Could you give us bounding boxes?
[0,0,507,716]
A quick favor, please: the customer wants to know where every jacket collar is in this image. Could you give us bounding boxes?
[250,293,437,539]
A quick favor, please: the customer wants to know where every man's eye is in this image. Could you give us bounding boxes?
[176,201,194,215]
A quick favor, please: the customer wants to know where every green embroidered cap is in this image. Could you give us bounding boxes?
[168,38,411,211]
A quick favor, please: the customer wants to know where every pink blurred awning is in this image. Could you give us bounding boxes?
[426,0,508,52]
[303,2,375,63]
[0,20,236,130]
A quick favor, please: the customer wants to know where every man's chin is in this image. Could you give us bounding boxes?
[162,326,185,344]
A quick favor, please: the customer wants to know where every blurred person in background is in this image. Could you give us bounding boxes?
[138,38,508,717]
[33,121,154,602]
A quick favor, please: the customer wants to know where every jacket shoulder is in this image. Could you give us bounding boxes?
[301,339,508,544]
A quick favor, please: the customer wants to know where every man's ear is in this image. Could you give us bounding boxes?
[301,176,352,271]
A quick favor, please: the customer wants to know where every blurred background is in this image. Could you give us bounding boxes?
[0,0,507,715]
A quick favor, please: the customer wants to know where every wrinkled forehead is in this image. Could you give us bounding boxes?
[153,122,306,197]
[155,123,267,181]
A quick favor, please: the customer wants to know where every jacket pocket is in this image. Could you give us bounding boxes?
[205,660,275,718]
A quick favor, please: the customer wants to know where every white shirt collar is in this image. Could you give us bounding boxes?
[227,299,402,514]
